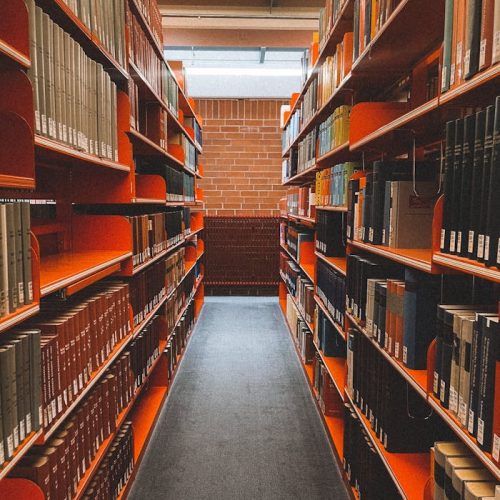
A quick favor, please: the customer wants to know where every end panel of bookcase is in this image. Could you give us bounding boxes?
[0,478,45,500]
[135,174,167,203]
[0,0,30,67]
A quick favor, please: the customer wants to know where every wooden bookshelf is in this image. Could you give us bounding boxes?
[280,242,315,283]
[433,252,500,283]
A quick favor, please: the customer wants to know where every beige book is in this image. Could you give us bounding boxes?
[452,468,495,499]
[434,441,470,500]
[464,481,497,500]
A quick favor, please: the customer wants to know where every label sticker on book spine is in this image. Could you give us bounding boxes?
[395,342,399,359]
[485,236,490,260]
[477,418,484,444]
[468,409,475,433]
[468,231,474,253]
[478,235,485,258]
[450,232,456,252]
[458,400,467,426]
[440,380,446,402]
[403,346,407,364]
[493,434,500,461]
[440,229,445,249]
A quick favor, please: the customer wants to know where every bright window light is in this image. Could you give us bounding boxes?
[184,67,302,77]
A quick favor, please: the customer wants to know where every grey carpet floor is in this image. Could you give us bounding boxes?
[128,297,349,500]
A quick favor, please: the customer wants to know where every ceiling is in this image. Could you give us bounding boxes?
[159,0,323,48]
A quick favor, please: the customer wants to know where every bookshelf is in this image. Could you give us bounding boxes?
[0,0,205,496]
[280,0,500,496]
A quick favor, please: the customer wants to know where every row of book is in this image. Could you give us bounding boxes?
[317,105,351,157]
[301,79,318,129]
[186,116,203,149]
[60,0,126,69]
[281,151,298,181]
[129,260,166,327]
[317,33,353,108]
[163,66,179,118]
[316,259,346,328]
[282,109,301,152]
[319,0,349,48]
[433,306,499,457]
[285,295,314,365]
[133,0,163,53]
[0,202,33,317]
[347,326,452,453]
[134,160,196,203]
[27,3,118,161]
[316,210,346,257]
[346,161,437,249]
[283,223,314,263]
[343,404,401,499]
[313,352,344,417]
[285,187,314,218]
[12,310,161,499]
[127,1,162,99]
[297,129,317,173]
[442,0,500,93]
[314,308,347,358]
[31,282,131,429]
[441,98,500,269]
[129,213,168,267]
[0,329,41,464]
[165,248,186,296]
[315,162,359,208]
[352,0,399,63]
[83,422,134,500]
[433,441,499,499]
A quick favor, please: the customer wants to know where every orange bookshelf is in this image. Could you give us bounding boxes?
[315,252,347,276]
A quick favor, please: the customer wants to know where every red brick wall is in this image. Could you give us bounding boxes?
[195,99,287,216]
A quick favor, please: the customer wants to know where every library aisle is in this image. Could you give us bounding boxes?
[128,297,349,500]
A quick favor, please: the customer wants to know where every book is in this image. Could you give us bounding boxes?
[463,0,483,79]
[493,0,500,63]
[452,468,496,499]
[442,0,456,92]
[434,441,470,500]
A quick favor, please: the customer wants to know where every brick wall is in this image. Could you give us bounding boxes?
[195,99,287,216]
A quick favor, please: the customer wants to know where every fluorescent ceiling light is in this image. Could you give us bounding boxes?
[184,67,301,76]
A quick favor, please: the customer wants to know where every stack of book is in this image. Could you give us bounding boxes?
[440,97,500,269]
[301,79,318,126]
[282,110,301,152]
[314,308,347,357]
[433,441,498,499]
[27,3,118,160]
[286,187,315,218]
[286,295,314,364]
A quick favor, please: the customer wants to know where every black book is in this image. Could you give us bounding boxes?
[463,0,483,80]
[468,109,486,258]
[457,113,476,256]
[441,121,456,253]
[347,178,360,240]
[362,172,374,243]
[450,119,464,254]
[485,95,500,268]
[477,316,499,450]
[477,105,495,262]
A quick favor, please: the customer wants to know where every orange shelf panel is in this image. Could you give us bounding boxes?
[433,252,500,283]
[345,390,430,500]
[185,227,204,240]
[280,243,315,286]
[348,239,434,273]
[314,295,346,341]
[324,415,345,457]
[315,252,347,276]
[35,135,130,172]
[287,213,316,227]
[0,302,40,337]
[128,128,184,168]
[303,362,314,385]
[0,430,43,481]
[315,141,354,165]
[40,250,131,297]
[166,106,203,154]
[129,386,168,462]
[0,0,30,69]
[0,39,30,68]
[346,313,428,398]
[315,205,348,213]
